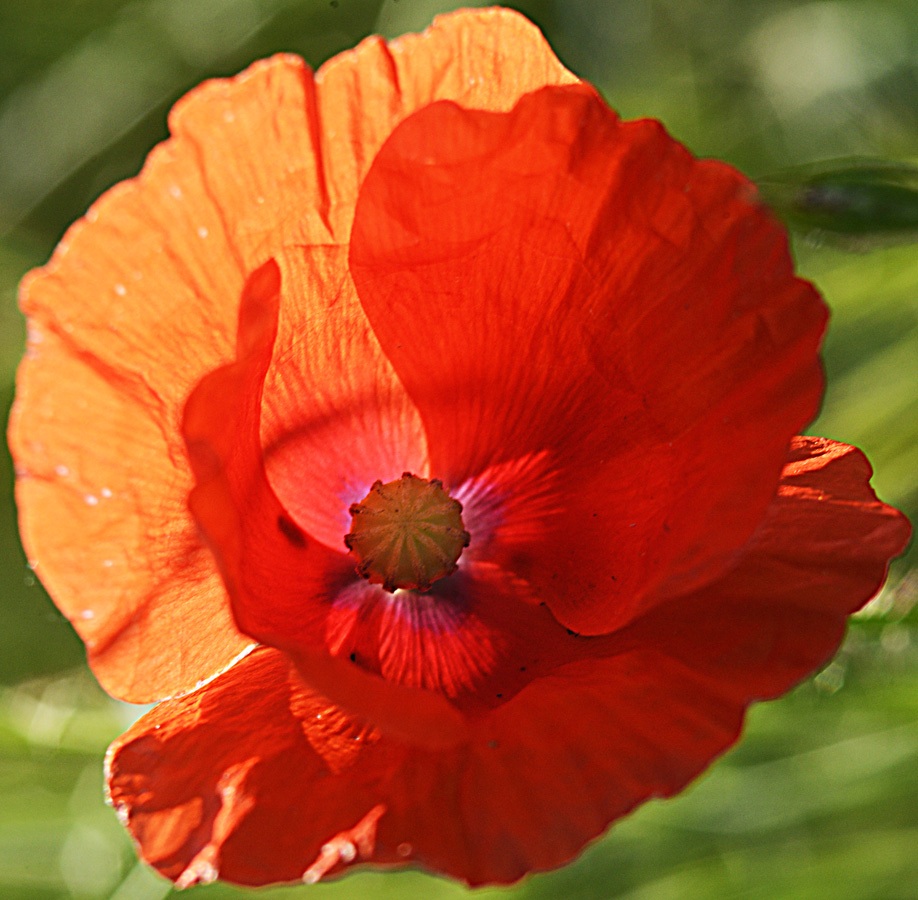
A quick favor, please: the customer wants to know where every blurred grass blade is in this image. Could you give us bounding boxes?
[759,159,918,248]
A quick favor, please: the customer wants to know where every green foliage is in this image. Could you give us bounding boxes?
[761,160,918,247]
[1,1,915,897]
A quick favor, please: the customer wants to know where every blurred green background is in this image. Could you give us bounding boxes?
[1,1,916,898]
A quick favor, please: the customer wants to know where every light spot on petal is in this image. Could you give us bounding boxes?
[197,226,209,239]
[114,283,126,296]
[169,184,183,199]
[79,609,94,620]
[302,805,385,883]
[176,857,218,889]
[54,464,70,477]
[84,495,99,506]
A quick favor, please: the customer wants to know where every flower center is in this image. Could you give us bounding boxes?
[344,473,470,593]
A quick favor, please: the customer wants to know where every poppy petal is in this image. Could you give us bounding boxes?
[182,260,346,651]
[9,67,280,699]
[260,246,428,550]
[105,646,366,887]
[9,328,250,701]
[414,432,909,881]
[108,434,908,888]
[349,84,827,635]
[106,644,730,887]
[174,7,578,257]
[303,7,579,244]
[319,562,614,713]
[183,259,466,748]
[106,646,463,885]
[10,7,574,701]
[661,435,912,641]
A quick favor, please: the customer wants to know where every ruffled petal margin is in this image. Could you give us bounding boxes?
[9,6,576,702]
[9,328,250,700]
[107,436,908,887]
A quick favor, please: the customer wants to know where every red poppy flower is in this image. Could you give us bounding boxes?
[9,7,910,890]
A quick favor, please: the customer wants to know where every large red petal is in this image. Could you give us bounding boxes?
[106,645,729,888]
[349,84,827,635]
[400,432,910,881]
[108,435,907,887]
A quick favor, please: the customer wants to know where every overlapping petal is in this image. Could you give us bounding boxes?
[10,7,578,701]
[182,259,467,747]
[182,256,621,740]
[108,435,909,886]
[349,83,827,636]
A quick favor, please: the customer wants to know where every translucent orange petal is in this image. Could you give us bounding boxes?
[302,7,579,244]
[9,328,249,701]
[349,84,827,635]
[11,7,575,699]
[174,7,578,256]
[12,92,253,699]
